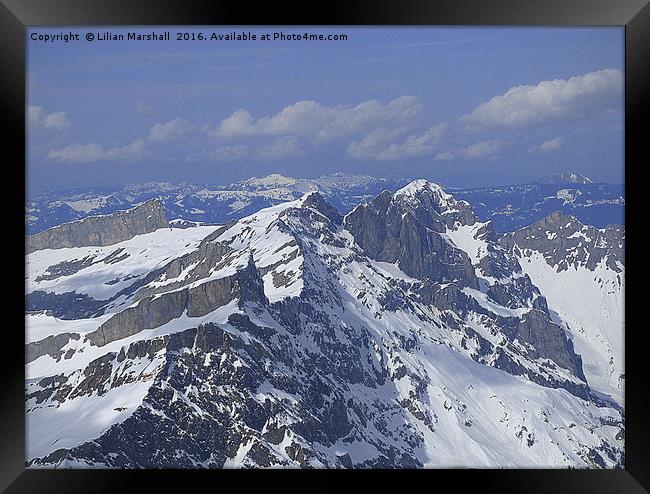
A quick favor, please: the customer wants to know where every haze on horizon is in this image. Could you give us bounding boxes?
[27,26,624,196]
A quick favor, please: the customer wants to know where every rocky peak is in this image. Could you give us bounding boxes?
[26,199,168,254]
[344,184,479,287]
[393,180,478,229]
[298,191,343,226]
[25,182,624,468]
[500,211,624,272]
[394,179,454,209]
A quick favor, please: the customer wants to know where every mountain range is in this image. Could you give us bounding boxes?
[25,178,624,468]
[26,172,624,235]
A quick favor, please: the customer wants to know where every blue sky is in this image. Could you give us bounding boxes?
[27,27,624,195]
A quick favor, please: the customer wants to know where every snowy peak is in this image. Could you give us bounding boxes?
[345,187,479,287]
[239,173,304,191]
[393,179,458,212]
[395,178,451,200]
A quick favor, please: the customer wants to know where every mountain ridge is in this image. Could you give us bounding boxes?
[25,180,625,468]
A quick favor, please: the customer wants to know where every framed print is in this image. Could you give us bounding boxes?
[1,0,648,492]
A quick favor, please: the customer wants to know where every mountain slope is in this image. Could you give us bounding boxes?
[25,184,624,468]
[500,212,624,404]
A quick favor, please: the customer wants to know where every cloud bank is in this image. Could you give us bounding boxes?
[40,68,621,166]
[213,96,424,142]
[460,68,622,128]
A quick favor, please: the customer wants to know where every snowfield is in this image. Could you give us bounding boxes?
[515,251,624,404]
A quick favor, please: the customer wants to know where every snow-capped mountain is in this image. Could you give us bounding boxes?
[500,212,625,405]
[26,173,623,236]
[25,181,624,468]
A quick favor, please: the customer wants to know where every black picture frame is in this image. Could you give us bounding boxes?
[2,0,648,492]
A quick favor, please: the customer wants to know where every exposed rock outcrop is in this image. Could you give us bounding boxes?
[25,183,624,469]
[26,199,168,253]
[85,257,266,346]
[344,184,478,287]
[499,211,624,272]
[26,333,80,363]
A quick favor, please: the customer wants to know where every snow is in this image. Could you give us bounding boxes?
[555,189,581,204]
[27,302,239,380]
[373,261,417,282]
[394,179,454,209]
[64,196,114,213]
[462,287,531,318]
[243,173,298,187]
[28,373,157,459]
[26,313,110,344]
[445,221,489,266]
[26,225,220,302]
[228,199,249,212]
[515,250,624,404]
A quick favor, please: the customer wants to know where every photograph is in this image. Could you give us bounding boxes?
[23,25,627,469]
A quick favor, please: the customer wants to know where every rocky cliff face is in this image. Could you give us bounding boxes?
[499,211,624,272]
[25,184,624,469]
[86,256,266,347]
[26,199,168,253]
[344,182,479,287]
[498,212,625,404]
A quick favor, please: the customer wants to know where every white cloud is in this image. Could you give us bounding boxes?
[48,117,188,163]
[460,68,622,128]
[148,118,191,142]
[42,112,70,130]
[463,139,504,159]
[212,96,424,142]
[434,139,505,161]
[346,127,409,160]
[433,151,454,161]
[347,123,448,161]
[48,138,147,163]
[28,105,70,130]
[28,105,43,123]
[106,138,148,159]
[529,136,564,154]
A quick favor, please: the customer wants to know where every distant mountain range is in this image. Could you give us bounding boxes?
[453,176,624,233]
[26,172,624,235]
[25,179,624,468]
